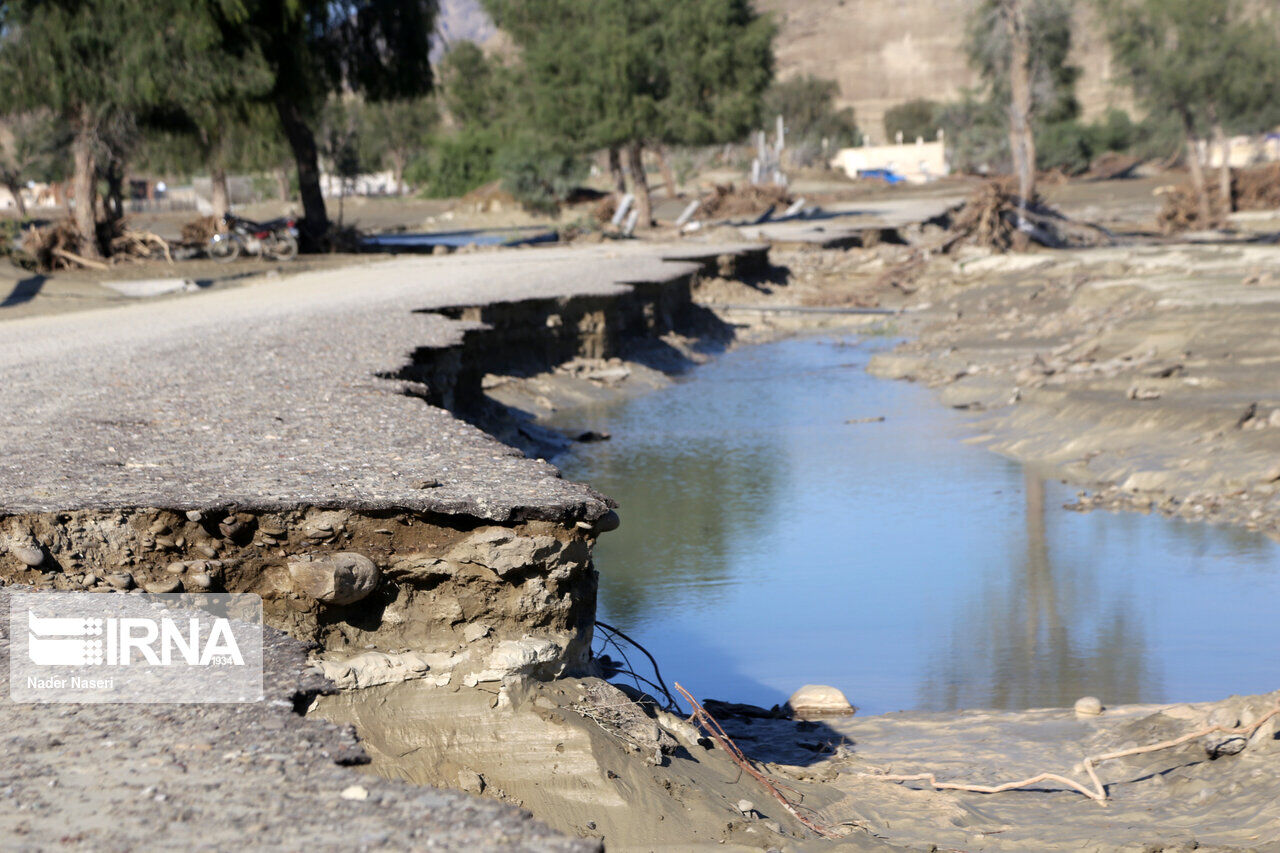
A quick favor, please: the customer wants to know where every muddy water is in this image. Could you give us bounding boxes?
[553,336,1280,716]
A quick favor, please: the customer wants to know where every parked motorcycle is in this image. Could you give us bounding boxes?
[207,212,299,262]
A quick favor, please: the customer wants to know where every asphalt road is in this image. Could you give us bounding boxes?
[0,243,756,522]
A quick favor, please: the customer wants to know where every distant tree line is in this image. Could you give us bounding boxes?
[0,0,780,251]
[883,0,1280,217]
[0,0,439,254]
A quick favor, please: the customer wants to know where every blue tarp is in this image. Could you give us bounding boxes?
[362,228,558,251]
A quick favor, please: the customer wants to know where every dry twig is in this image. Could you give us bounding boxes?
[675,683,839,838]
[864,702,1280,805]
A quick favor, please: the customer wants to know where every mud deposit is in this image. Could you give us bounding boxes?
[552,335,1280,715]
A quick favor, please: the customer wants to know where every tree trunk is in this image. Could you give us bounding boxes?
[390,152,406,195]
[626,142,653,229]
[1180,111,1213,227]
[608,147,627,196]
[103,156,125,224]
[276,165,291,202]
[655,146,678,199]
[71,112,100,259]
[275,96,328,247]
[1002,0,1036,211]
[1212,120,1232,213]
[210,165,230,219]
[5,181,27,219]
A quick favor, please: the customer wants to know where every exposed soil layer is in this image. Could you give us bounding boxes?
[0,588,598,852]
[0,507,601,684]
[317,674,1280,852]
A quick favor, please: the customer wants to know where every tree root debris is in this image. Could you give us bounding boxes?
[862,701,1280,805]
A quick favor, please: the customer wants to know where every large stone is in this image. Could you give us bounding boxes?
[786,684,855,717]
[289,552,380,605]
[446,528,562,577]
[1074,696,1104,716]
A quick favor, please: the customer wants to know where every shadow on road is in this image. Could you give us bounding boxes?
[0,274,47,308]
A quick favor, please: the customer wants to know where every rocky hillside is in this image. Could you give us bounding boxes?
[756,0,1129,142]
[434,0,1131,142]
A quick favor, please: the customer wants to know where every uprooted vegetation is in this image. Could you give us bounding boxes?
[1156,163,1280,233]
[19,218,171,271]
[933,179,1112,252]
[698,182,793,220]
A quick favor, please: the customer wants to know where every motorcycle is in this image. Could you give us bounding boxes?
[207,212,300,262]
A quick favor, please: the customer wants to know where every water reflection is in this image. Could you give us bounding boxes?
[920,472,1157,710]
[554,336,1280,714]
[574,439,784,624]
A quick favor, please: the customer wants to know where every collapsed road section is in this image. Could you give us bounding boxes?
[0,241,764,846]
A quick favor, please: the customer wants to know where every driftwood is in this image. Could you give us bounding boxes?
[50,247,108,270]
[22,218,174,271]
[675,683,839,838]
[931,179,1114,253]
[863,701,1280,805]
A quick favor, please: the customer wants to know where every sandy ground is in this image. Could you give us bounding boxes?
[320,179,1280,851]
[9,174,1280,850]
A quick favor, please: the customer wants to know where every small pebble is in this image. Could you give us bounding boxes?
[340,785,369,801]
[105,572,135,590]
[1074,696,1104,716]
[145,577,183,594]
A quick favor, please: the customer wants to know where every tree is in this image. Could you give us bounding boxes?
[484,0,774,227]
[359,98,439,195]
[762,75,858,148]
[884,99,942,144]
[0,0,254,255]
[967,0,1080,205]
[0,111,63,218]
[237,0,440,243]
[1098,0,1280,221]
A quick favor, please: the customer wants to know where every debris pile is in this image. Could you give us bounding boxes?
[934,179,1113,252]
[1085,152,1142,181]
[21,218,171,271]
[946,179,1027,251]
[458,179,519,214]
[1154,185,1226,233]
[180,215,220,246]
[594,194,619,224]
[1232,162,1280,211]
[698,182,792,219]
[21,220,95,271]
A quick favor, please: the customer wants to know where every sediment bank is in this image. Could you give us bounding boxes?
[5,235,1279,851]
[0,242,770,847]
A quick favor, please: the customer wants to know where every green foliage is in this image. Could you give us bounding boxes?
[1034,120,1097,173]
[496,136,587,215]
[483,0,775,151]
[762,75,858,147]
[883,98,943,144]
[441,42,514,131]
[937,93,1008,173]
[656,0,776,145]
[1098,0,1280,136]
[406,129,499,198]
[0,111,66,190]
[967,0,1081,124]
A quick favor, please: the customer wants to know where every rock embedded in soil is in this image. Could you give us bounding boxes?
[288,552,380,606]
[11,543,45,567]
[787,684,855,717]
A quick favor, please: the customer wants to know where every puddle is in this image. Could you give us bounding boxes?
[553,335,1280,715]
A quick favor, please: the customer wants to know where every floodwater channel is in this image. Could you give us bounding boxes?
[553,335,1280,716]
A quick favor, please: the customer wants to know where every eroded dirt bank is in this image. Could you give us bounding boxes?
[316,677,1280,851]
[299,237,1280,852]
[7,236,1280,851]
[698,240,1280,540]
